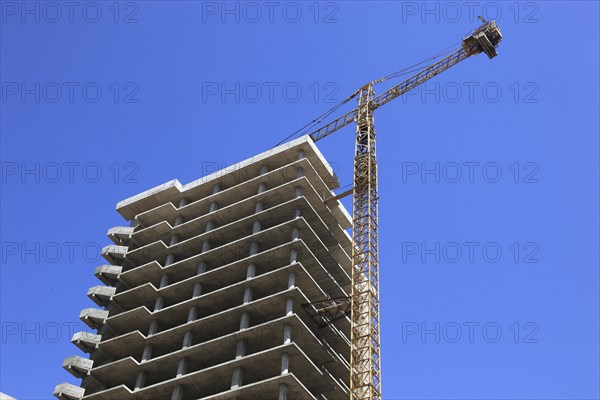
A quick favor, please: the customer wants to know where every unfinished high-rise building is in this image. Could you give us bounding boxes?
[54,136,353,400]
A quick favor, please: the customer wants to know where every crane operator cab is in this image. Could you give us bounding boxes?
[462,18,503,59]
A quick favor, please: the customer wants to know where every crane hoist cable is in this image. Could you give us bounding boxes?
[273,88,361,147]
[371,42,461,85]
[273,41,463,147]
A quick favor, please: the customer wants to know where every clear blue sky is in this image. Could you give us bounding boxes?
[1,1,598,399]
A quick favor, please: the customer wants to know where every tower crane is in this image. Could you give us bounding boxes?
[301,19,502,400]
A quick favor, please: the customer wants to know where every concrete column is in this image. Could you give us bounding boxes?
[197,261,207,275]
[159,274,170,289]
[205,220,215,232]
[252,221,261,234]
[171,385,183,400]
[134,370,146,390]
[148,320,159,336]
[296,167,304,178]
[283,324,293,344]
[176,358,188,377]
[212,184,221,194]
[178,198,188,208]
[249,242,259,256]
[259,165,269,175]
[294,207,301,218]
[142,344,152,362]
[170,235,180,246]
[165,253,175,266]
[239,312,250,330]
[141,344,153,362]
[258,182,267,193]
[255,201,264,213]
[289,249,298,264]
[294,186,303,197]
[298,150,305,160]
[201,240,211,253]
[243,287,253,304]
[193,283,203,298]
[231,367,244,389]
[281,353,290,374]
[236,339,246,359]
[209,201,218,212]
[288,273,296,289]
[278,383,288,400]
[182,331,193,348]
[246,264,256,279]
[187,306,198,322]
[154,296,165,311]
[286,298,294,316]
[174,215,184,227]
[291,227,299,240]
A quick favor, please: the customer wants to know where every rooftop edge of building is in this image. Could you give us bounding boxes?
[116,135,345,221]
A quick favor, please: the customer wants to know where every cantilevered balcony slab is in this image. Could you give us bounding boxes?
[132,156,348,233]
[81,375,315,400]
[101,245,127,265]
[132,157,310,227]
[117,260,162,289]
[53,383,84,400]
[111,259,345,334]
[105,286,307,341]
[87,286,116,306]
[117,239,301,296]
[115,179,182,221]
[201,374,316,400]
[131,175,352,261]
[80,308,109,330]
[120,233,348,303]
[116,136,339,220]
[62,356,93,378]
[72,331,101,353]
[91,313,348,391]
[113,257,326,315]
[102,286,349,365]
[94,265,122,285]
[107,226,133,245]
[125,211,351,290]
[125,197,318,265]
[85,342,344,400]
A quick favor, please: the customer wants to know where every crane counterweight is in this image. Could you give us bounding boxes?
[463,20,503,58]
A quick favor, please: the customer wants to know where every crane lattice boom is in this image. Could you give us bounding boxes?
[302,19,502,400]
[309,20,502,143]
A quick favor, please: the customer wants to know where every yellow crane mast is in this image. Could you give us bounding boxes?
[301,19,502,400]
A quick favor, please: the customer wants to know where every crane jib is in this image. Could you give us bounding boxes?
[308,20,502,143]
